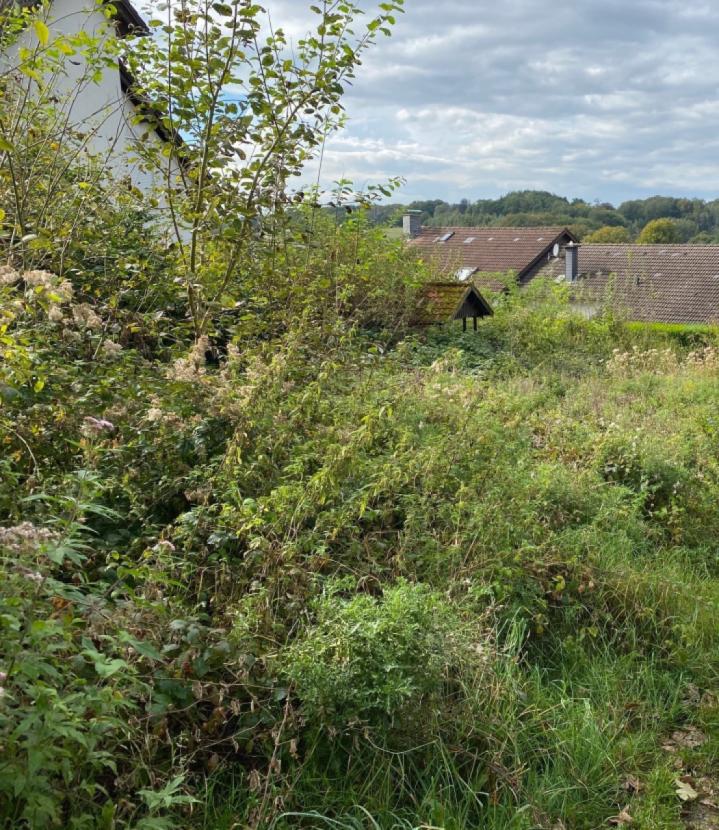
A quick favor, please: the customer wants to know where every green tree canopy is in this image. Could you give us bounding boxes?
[637,218,681,244]
[584,226,632,243]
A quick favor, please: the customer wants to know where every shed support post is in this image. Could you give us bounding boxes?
[463,318,467,332]
[473,316,477,331]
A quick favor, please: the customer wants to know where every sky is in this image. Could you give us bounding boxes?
[266,0,719,206]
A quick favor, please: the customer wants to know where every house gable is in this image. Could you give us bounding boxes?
[1,0,187,230]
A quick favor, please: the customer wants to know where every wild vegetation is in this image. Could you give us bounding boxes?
[1,2,718,829]
[364,192,719,243]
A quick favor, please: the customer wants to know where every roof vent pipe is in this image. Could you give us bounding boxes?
[565,242,579,282]
[403,210,423,238]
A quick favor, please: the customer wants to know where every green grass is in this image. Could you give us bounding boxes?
[625,320,719,348]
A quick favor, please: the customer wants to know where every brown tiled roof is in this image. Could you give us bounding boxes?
[534,244,719,325]
[409,226,577,289]
[417,282,493,325]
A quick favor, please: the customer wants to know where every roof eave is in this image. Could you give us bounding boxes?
[454,284,494,318]
[108,0,149,34]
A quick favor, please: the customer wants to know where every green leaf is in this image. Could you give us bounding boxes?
[33,19,50,47]
[94,658,127,678]
[118,631,164,662]
[0,137,15,153]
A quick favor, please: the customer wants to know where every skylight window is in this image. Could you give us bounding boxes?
[456,267,477,282]
[438,232,455,243]
[464,237,476,244]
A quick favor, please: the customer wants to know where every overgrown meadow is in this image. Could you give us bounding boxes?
[3,267,719,828]
[2,1,719,828]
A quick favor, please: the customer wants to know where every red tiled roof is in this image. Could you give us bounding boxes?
[408,226,576,289]
[534,244,719,325]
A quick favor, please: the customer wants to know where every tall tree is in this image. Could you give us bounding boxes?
[123,0,404,336]
[637,218,681,244]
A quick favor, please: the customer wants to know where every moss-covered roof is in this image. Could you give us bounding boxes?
[417,282,493,324]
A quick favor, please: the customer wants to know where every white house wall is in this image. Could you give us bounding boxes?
[2,0,186,235]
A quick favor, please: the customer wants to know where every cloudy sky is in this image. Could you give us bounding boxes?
[266,0,719,206]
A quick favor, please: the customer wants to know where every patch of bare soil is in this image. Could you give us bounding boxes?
[684,800,719,830]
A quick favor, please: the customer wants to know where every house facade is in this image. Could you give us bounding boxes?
[0,0,184,218]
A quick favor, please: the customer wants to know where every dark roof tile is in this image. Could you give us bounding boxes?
[535,244,719,324]
[409,226,576,288]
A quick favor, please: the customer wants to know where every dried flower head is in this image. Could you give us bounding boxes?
[102,339,123,357]
[55,280,74,303]
[167,336,210,381]
[0,264,21,286]
[47,305,65,323]
[0,522,58,554]
[23,270,57,290]
[18,270,73,304]
[72,303,103,331]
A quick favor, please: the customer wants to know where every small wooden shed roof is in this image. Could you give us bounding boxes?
[417,282,493,325]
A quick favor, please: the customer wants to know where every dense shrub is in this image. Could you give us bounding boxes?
[0,486,185,829]
[279,581,465,728]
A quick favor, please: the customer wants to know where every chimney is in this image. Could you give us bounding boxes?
[403,210,423,238]
[565,242,579,282]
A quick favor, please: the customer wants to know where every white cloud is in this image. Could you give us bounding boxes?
[265,0,719,203]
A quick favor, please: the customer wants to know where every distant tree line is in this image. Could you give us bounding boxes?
[338,191,719,244]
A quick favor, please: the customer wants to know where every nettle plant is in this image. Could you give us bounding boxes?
[123,0,405,336]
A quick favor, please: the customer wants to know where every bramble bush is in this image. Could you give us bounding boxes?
[3,0,719,827]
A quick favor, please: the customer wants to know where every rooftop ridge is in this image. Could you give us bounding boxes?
[414,225,570,232]
[579,243,719,250]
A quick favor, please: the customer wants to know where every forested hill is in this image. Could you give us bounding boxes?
[359,190,719,243]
